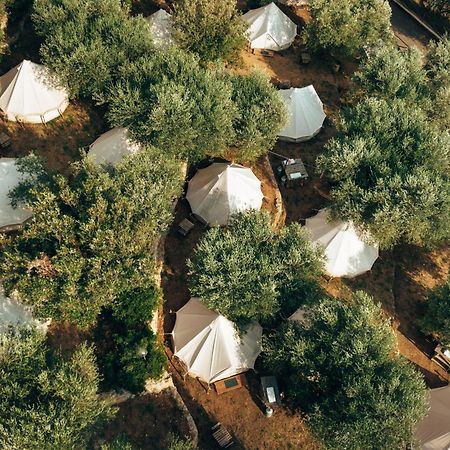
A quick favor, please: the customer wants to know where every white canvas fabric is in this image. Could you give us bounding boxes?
[417,386,450,449]
[172,298,262,384]
[243,3,297,51]
[88,128,141,166]
[278,86,326,142]
[0,60,69,123]
[146,9,174,50]
[186,163,264,226]
[305,209,379,278]
[0,158,33,230]
[0,286,48,334]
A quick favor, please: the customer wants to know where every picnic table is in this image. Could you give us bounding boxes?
[277,158,308,185]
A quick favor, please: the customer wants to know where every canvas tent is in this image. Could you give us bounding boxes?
[278,86,326,142]
[186,163,264,226]
[0,158,33,231]
[88,128,141,166]
[305,209,379,278]
[0,286,48,334]
[243,2,297,51]
[146,9,174,50]
[0,60,69,123]
[172,298,262,384]
[417,385,450,449]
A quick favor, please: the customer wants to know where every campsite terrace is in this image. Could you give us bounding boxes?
[0,1,448,449]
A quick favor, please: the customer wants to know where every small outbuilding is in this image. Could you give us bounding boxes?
[88,128,141,166]
[0,158,33,231]
[278,86,326,142]
[417,385,450,450]
[186,162,264,226]
[172,298,262,384]
[0,60,69,123]
[305,209,379,278]
[243,3,297,51]
[146,9,174,50]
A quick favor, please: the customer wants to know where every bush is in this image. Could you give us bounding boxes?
[228,71,287,162]
[188,210,324,327]
[0,150,182,327]
[167,433,196,450]
[32,0,153,98]
[172,0,247,63]
[263,292,428,450]
[304,0,393,57]
[420,278,450,346]
[0,328,116,449]
[316,97,450,249]
[112,286,162,326]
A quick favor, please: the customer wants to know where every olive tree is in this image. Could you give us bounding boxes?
[171,0,247,63]
[32,0,153,98]
[0,328,116,450]
[316,97,450,249]
[420,278,450,346]
[0,150,182,327]
[188,210,324,327]
[263,292,428,450]
[304,0,393,56]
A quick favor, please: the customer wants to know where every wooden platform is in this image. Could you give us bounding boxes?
[214,374,245,395]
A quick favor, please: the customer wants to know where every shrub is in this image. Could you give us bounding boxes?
[263,292,428,450]
[171,0,247,63]
[188,210,324,327]
[304,0,393,57]
[420,278,450,346]
[316,97,450,249]
[0,150,182,327]
[0,328,116,449]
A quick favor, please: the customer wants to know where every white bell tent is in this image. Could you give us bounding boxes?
[0,286,48,334]
[0,60,69,123]
[305,209,379,278]
[417,385,450,450]
[186,163,264,226]
[88,128,141,166]
[0,158,33,230]
[172,298,262,384]
[243,3,297,51]
[278,86,326,142]
[147,9,174,50]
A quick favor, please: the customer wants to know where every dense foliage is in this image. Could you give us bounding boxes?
[0,329,116,449]
[171,0,246,62]
[264,292,428,450]
[107,50,286,162]
[355,41,450,129]
[420,278,450,346]
[424,0,450,17]
[32,0,152,99]
[0,151,182,327]
[188,210,324,327]
[316,97,450,248]
[304,0,393,56]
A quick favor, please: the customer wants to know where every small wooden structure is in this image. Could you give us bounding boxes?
[214,374,245,395]
[277,158,308,185]
[432,345,450,372]
[212,422,234,448]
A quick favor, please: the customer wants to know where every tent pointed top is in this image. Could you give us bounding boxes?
[278,85,326,142]
[305,209,379,278]
[172,298,262,383]
[243,2,297,51]
[186,162,264,226]
[0,60,69,123]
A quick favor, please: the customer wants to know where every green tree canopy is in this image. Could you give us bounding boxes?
[0,328,115,450]
[0,150,182,327]
[316,97,450,248]
[171,0,246,63]
[355,41,450,129]
[188,210,324,327]
[32,0,153,98]
[304,0,393,57]
[420,278,450,346]
[263,292,428,450]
